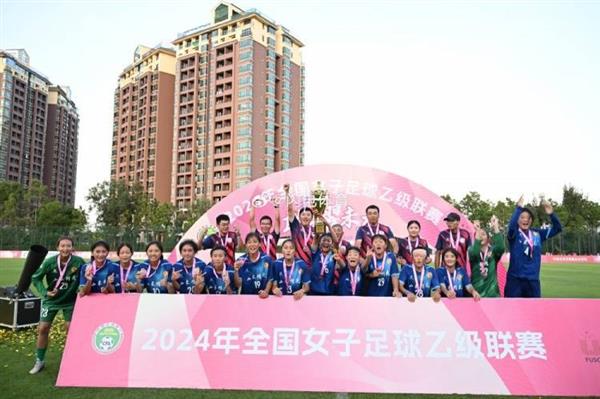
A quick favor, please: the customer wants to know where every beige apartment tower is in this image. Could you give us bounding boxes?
[171,2,305,207]
[111,45,176,203]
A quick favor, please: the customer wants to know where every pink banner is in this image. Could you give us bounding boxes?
[167,164,507,294]
[57,294,600,396]
[168,164,475,263]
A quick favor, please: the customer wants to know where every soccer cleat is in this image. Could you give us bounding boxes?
[29,359,45,374]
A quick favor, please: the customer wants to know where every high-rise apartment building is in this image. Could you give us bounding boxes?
[0,49,79,205]
[0,49,51,188]
[111,45,176,203]
[43,85,78,205]
[171,2,304,207]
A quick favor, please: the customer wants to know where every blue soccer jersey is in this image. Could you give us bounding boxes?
[204,264,235,294]
[337,265,364,296]
[365,251,399,297]
[272,258,310,295]
[399,265,440,297]
[437,266,471,297]
[139,259,173,294]
[237,253,273,295]
[173,257,207,294]
[79,260,120,293]
[507,206,562,281]
[309,250,336,295]
[115,261,140,293]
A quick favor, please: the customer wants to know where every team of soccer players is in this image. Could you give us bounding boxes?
[28,190,561,374]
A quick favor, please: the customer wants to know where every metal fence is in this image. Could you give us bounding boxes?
[0,226,184,253]
[1,226,598,255]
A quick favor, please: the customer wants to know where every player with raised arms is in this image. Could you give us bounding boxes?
[249,199,281,260]
[284,183,315,266]
[505,195,562,297]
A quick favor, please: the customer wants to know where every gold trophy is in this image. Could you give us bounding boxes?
[311,181,328,235]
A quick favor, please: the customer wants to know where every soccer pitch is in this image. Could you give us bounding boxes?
[1,258,598,399]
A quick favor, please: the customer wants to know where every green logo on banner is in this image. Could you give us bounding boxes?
[92,322,124,355]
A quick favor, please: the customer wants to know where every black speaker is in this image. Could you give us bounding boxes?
[0,295,41,329]
[15,245,48,296]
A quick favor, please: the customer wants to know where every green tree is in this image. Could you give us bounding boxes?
[441,194,459,210]
[458,191,493,222]
[139,198,177,242]
[23,180,47,225]
[0,181,24,225]
[556,185,600,254]
[490,198,516,228]
[37,201,87,229]
[86,180,147,229]
[168,197,213,242]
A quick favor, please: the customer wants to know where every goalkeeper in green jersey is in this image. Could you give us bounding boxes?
[468,216,505,298]
[29,236,85,374]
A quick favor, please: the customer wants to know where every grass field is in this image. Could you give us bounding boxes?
[1,258,598,399]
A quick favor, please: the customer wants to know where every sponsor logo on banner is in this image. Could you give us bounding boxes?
[93,322,124,355]
[580,332,600,364]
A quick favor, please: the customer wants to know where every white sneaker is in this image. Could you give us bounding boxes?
[29,359,45,374]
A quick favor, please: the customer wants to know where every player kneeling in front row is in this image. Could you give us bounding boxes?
[172,240,206,294]
[437,248,481,301]
[336,246,366,296]
[79,241,120,296]
[363,234,401,297]
[136,241,174,294]
[234,233,273,298]
[115,243,140,294]
[271,239,310,300]
[204,247,235,294]
[398,247,441,302]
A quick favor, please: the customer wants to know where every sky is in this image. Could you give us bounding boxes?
[1,0,599,210]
